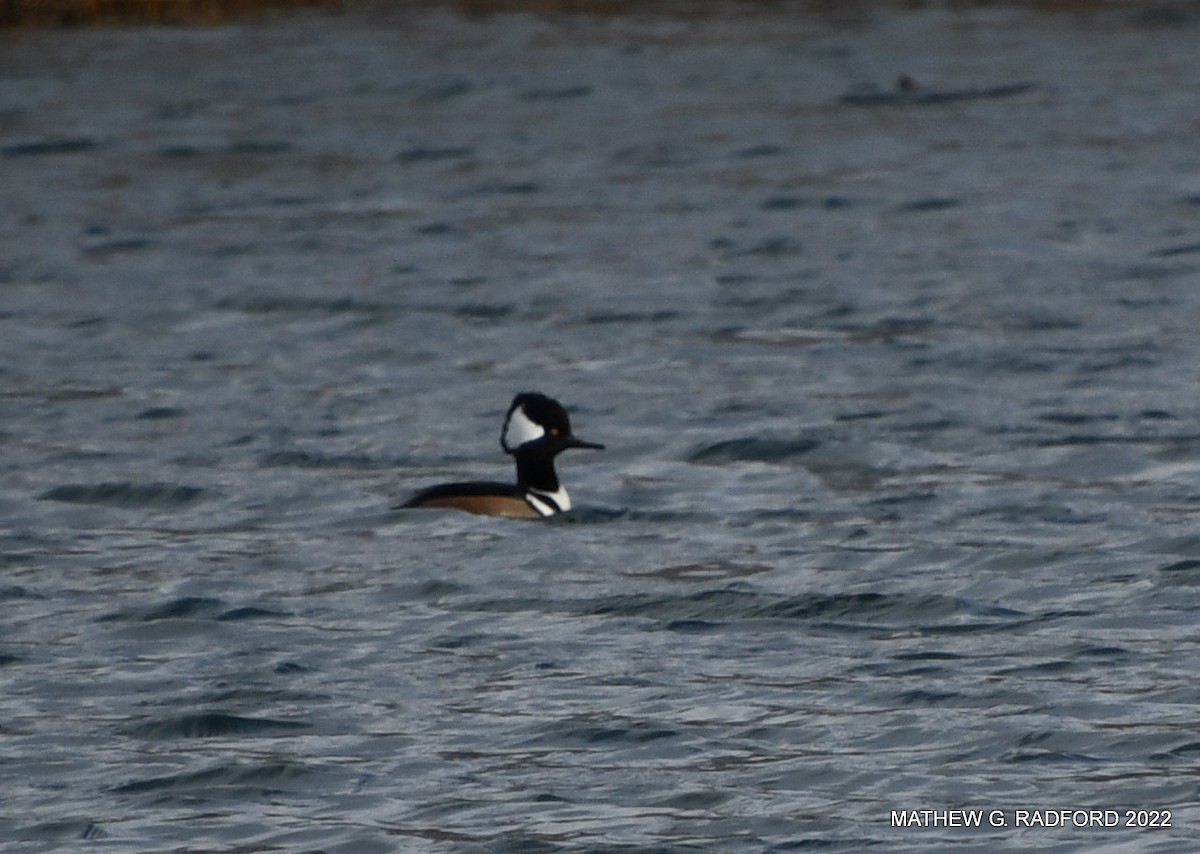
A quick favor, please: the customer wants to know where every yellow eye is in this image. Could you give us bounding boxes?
[549,427,560,437]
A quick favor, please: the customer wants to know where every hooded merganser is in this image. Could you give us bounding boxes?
[395,392,604,518]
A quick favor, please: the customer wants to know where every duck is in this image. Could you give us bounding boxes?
[395,392,603,518]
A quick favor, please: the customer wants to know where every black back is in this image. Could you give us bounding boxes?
[396,480,524,509]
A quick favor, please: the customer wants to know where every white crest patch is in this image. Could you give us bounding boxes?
[527,486,570,516]
[503,404,545,451]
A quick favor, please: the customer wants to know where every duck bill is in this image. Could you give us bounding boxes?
[567,436,605,451]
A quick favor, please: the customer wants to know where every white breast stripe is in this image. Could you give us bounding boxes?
[527,486,570,516]
[504,405,545,450]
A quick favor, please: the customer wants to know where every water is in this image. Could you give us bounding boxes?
[2,3,1200,851]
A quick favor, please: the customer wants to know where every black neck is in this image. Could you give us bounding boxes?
[514,453,560,493]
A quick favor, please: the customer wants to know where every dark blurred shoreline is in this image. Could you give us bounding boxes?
[3,0,1199,28]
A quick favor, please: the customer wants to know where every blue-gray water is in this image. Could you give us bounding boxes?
[2,4,1200,851]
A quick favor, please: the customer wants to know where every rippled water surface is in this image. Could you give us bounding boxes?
[3,3,1200,851]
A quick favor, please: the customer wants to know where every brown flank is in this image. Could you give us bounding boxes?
[415,492,542,519]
